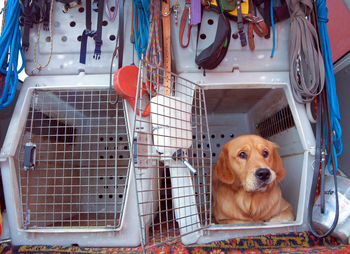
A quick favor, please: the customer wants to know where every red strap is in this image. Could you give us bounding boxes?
[179,0,192,48]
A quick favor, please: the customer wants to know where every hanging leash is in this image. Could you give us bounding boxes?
[246,0,268,51]
[79,0,105,64]
[94,0,105,60]
[105,0,118,22]
[146,0,162,67]
[236,0,247,47]
[288,0,324,103]
[132,0,150,59]
[0,0,25,109]
[80,0,94,64]
[307,0,340,238]
[179,0,192,48]
[316,0,343,170]
[33,0,55,72]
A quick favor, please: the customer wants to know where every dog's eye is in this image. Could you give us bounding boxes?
[263,150,269,158]
[239,152,247,159]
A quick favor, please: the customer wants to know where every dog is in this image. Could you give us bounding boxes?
[212,134,294,224]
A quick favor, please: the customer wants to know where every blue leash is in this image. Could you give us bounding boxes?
[132,0,150,59]
[317,0,343,174]
[0,0,25,110]
[270,0,279,57]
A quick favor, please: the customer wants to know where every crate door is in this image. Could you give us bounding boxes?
[131,61,212,248]
[16,88,131,230]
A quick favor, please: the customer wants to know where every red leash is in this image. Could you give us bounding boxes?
[179,0,192,48]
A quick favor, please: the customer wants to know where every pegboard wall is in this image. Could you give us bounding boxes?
[24,0,290,76]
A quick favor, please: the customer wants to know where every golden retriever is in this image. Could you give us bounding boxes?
[212,134,294,224]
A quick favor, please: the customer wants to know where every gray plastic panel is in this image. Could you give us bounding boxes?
[24,0,290,76]
[24,1,136,75]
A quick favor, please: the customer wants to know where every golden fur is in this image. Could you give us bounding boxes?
[213,134,294,224]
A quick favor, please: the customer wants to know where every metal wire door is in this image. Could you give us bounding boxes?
[131,60,212,248]
[16,88,130,229]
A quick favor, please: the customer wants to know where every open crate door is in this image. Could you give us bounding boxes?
[130,60,212,248]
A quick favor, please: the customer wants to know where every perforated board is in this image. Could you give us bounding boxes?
[24,0,290,76]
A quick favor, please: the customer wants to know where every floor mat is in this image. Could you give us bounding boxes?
[1,231,349,253]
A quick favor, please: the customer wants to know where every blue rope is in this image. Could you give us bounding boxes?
[132,0,150,59]
[270,0,279,57]
[0,0,25,110]
[317,0,343,173]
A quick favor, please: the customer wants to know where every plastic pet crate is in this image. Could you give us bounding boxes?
[0,74,147,246]
[181,72,315,243]
[138,2,316,245]
[0,0,152,246]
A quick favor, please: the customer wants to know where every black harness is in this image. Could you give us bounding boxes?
[20,0,51,51]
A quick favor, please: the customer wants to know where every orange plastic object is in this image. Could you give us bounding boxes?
[113,65,152,117]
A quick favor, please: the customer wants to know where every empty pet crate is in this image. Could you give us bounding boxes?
[0,74,149,246]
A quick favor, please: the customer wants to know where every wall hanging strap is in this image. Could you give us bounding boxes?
[308,0,340,238]
[288,0,324,103]
[118,0,124,68]
[94,0,105,60]
[191,0,202,25]
[79,0,94,64]
[146,0,162,68]
[105,0,118,21]
[179,0,192,48]
[236,0,247,47]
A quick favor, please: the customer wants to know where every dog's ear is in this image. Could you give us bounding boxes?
[215,144,236,184]
[272,144,286,182]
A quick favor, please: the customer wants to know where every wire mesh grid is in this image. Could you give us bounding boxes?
[16,88,130,229]
[131,60,212,248]
[256,106,295,138]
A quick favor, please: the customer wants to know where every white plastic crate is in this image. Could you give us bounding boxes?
[1,0,317,248]
[0,74,156,246]
[131,0,316,246]
[180,71,315,243]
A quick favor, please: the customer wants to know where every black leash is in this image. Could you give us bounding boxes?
[79,0,94,64]
[80,0,105,64]
[93,0,105,60]
[117,0,124,69]
[308,93,339,238]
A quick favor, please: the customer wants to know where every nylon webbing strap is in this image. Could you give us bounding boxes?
[93,0,105,60]
[237,0,247,47]
[118,0,124,69]
[79,0,95,64]
[162,0,172,96]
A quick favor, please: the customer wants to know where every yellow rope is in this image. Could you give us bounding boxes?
[33,0,54,71]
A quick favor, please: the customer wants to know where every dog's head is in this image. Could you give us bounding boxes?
[215,134,286,192]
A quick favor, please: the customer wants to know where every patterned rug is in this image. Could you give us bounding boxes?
[0,231,349,254]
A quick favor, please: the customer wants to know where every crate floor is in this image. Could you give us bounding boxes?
[1,232,349,254]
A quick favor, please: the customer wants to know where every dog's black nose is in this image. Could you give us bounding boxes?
[255,168,271,181]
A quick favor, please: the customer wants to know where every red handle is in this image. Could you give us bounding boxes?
[113,65,153,117]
